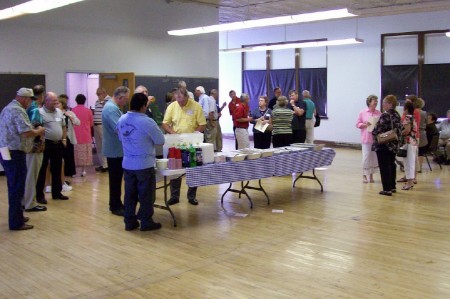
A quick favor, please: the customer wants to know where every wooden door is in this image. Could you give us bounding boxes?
[99,72,135,97]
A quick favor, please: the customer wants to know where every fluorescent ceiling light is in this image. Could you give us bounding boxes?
[446,32,450,37]
[168,8,356,36]
[0,0,85,20]
[220,38,364,53]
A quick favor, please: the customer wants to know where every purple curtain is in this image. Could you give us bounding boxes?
[268,69,296,99]
[298,68,327,117]
[243,70,267,111]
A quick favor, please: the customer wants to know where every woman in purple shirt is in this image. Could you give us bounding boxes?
[356,95,382,183]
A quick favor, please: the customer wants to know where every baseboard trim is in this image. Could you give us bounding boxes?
[222,133,361,150]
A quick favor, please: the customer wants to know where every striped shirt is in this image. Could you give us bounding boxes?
[271,107,293,135]
[93,96,111,125]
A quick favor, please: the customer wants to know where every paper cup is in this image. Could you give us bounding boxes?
[0,147,11,160]
[156,159,168,170]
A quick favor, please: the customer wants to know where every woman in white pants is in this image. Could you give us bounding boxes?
[356,95,381,183]
[399,100,418,190]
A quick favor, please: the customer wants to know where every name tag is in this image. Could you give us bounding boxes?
[187,110,193,116]
[55,117,62,122]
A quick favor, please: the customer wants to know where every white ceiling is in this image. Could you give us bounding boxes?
[172,0,450,23]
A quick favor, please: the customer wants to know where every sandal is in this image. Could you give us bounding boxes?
[397,177,407,183]
[363,179,368,183]
[402,185,414,190]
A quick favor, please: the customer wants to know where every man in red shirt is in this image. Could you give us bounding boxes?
[233,93,253,149]
[228,90,240,149]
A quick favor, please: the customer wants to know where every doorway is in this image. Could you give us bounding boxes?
[65,72,100,110]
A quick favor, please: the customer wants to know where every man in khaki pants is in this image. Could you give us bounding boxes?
[23,85,47,211]
[302,90,316,144]
[93,88,110,172]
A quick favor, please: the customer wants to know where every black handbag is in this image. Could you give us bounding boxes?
[397,147,407,157]
[314,112,320,127]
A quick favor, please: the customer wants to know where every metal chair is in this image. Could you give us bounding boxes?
[424,135,442,171]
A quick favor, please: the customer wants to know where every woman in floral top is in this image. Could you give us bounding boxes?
[372,95,402,196]
[398,101,418,190]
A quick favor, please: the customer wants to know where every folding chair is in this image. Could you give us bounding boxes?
[424,135,442,171]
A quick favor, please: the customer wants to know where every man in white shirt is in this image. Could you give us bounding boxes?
[196,86,217,149]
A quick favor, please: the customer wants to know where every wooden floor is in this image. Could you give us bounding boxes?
[0,143,449,298]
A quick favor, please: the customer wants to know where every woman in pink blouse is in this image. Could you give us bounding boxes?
[356,95,382,183]
[72,94,94,177]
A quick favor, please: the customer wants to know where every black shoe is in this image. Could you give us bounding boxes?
[37,197,47,205]
[140,222,162,231]
[53,194,69,200]
[11,224,34,230]
[167,198,179,206]
[125,222,139,231]
[391,189,397,193]
[379,190,392,196]
[95,166,103,172]
[23,217,30,223]
[25,205,47,212]
[101,167,108,173]
[111,208,124,216]
[188,198,199,205]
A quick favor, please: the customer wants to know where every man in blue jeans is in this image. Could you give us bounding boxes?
[0,88,45,230]
[117,93,165,231]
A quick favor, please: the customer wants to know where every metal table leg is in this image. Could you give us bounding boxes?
[292,169,324,192]
[155,175,178,227]
[220,182,253,208]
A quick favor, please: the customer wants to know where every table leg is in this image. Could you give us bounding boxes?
[220,182,253,209]
[155,175,177,227]
[241,179,270,205]
[292,169,324,192]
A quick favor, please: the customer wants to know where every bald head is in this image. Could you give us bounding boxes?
[44,92,58,111]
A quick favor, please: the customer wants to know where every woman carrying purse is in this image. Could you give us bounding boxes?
[372,95,402,196]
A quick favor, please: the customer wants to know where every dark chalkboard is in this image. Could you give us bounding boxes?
[0,74,46,111]
[135,75,218,115]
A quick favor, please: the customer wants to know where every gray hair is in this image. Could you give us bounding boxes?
[302,90,310,98]
[240,93,249,102]
[113,86,130,98]
[134,85,147,93]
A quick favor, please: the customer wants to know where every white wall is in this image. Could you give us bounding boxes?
[0,0,219,94]
[218,10,450,143]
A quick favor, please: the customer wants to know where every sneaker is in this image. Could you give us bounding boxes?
[62,182,73,192]
[45,186,51,193]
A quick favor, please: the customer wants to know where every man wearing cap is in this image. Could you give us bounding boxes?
[0,88,45,230]
[36,92,69,202]
[196,86,217,149]
[23,85,47,211]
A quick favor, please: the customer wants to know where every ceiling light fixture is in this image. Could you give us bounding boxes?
[0,0,85,20]
[220,38,364,53]
[446,31,450,37]
[168,8,356,36]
